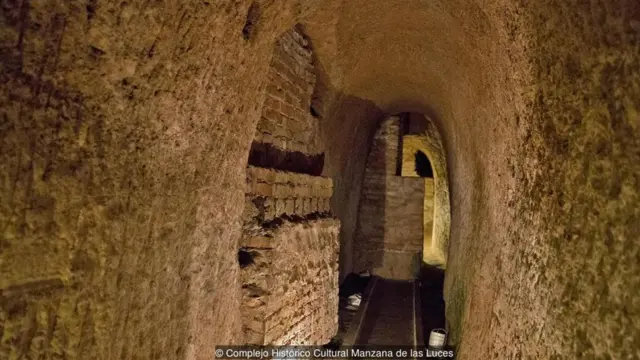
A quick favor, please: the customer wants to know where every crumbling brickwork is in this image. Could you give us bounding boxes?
[354,116,425,280]
[239,26,338,346]
[240,167,338,345]
[243,166,332,224]
[240,217,339,345]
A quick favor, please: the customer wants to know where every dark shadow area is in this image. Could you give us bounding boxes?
[237,249,255,268]
[247,141,324,176]
[395,113,409,176]
[355,279,415,345]
[261,212,333,229]
[415,150,434,178]
[242,2,260,40]
[324,273,372,348]
[419,264,446,345]
[339,272,371,298]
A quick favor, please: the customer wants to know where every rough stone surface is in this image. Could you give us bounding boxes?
[0,1,315,359]
[240,218,339,346]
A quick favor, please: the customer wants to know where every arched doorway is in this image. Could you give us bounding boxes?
[353,112,451,279]
[399,113,450,268]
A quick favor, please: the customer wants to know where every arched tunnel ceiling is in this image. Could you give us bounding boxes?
[301,0,524,123]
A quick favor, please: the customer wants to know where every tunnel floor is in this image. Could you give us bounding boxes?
[354,278,418,346]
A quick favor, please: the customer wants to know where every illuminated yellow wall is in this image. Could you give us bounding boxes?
[401,136,445,266]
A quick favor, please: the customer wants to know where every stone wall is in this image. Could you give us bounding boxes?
[354,116,425,280]
[0,2,318,359]
[442,1,640,358]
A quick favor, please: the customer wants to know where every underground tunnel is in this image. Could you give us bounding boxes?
[1,1,639,359]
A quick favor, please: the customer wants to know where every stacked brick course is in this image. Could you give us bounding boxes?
[253,28,322,155]
[239,27,338,346]
[240,218,339,345]
[243,166,332,226]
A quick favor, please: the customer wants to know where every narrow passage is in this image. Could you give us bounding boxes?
[354,279,419,346]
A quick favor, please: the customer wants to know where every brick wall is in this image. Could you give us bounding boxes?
[240,167,338,345]
[354,117,425,280]
[243,166,332,224]
[240,218,339,345]
[253,27,322,155]
[239,27,338,346]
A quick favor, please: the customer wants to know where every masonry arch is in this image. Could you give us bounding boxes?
[352,111,450,280]
[398,113,451,268]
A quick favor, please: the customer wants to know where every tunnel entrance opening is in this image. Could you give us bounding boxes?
[342,112,450,348]
[415,150,434,178]
[354,112,449,279]
[237,18,454,351]
[400,113,450,269]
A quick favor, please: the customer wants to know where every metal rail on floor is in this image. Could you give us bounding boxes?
[413,280,424,348]
[342,276,424,357]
